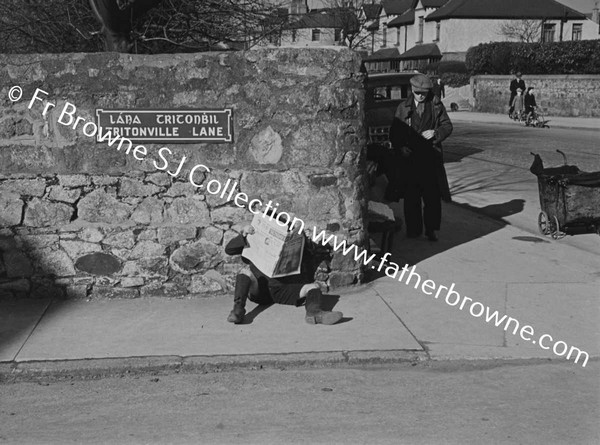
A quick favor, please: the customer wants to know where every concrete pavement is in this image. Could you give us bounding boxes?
[2,200,598,380]
[2,112,599,380]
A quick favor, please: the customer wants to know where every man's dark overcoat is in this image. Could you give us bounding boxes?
[388,93,453,202]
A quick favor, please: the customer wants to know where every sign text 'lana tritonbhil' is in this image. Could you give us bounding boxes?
[95,109,233,143]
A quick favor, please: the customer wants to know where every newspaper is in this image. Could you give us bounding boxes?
[242,213,305,278]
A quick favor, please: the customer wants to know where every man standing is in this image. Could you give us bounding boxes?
[432,77,445,100]
[389,74,453,241]
[508,72,526,116]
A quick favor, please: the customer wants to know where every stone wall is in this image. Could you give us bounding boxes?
[471,75,600,117]
[0,48,367,299]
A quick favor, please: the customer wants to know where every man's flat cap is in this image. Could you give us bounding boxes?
[410,74,433,92]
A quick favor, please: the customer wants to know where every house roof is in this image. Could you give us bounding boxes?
[363,3,383,20]
[425,0,587,21]
[363,47,403,61]
[421,0,448,8]
[287,8,360,31]
[388,8,415,26]
[382,0,416,16]
[398,43,442,59]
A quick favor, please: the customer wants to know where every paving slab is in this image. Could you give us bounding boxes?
[506,283,600,356]
[14,289,422,362]
[372,279,506,348]
[393,203,600,285]
[0,299,51,362]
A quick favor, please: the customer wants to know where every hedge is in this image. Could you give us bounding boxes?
[465,40,600,75]
[440,72,470,88]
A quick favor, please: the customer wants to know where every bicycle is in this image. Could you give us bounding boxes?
[525,107,550,128]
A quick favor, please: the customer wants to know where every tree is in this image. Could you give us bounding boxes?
[312,0,380,50]
[498,20,542,43]
[0,0,290,53]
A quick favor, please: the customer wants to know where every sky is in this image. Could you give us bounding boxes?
[559,0,597,13]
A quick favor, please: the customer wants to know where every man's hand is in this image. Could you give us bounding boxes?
[241,225,255,237]
[399,146,412,157]
[421,130,436,140]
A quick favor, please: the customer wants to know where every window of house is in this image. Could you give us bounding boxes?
[418,17,424,43]
[382,23,387,47]
[312,29,321,41]
[268,31,281,46]
[542,23,555,42]
[572,23,582,40]
[435,22,441,41]
[334,28,342,42]
[291,29,297,42]
[396,27,401,46]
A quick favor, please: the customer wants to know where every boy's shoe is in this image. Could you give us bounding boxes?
[305,311,343,325]
[304,289,343,325]
[227,305,245,324]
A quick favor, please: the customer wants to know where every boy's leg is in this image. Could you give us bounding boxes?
[227,267,258,324]
[302,284,343,325]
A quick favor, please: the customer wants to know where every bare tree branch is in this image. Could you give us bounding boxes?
[498,20,542,43]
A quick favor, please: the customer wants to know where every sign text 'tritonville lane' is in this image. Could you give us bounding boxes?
[95,109,233,143]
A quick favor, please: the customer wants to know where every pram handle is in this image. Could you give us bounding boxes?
[556,149,567,165]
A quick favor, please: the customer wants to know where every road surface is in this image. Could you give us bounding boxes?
[1,360,598,444]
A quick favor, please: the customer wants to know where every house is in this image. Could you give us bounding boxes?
[260,0,360,47]
[383,0,598,64]
[283,8,360,47]
[363,0,445,71]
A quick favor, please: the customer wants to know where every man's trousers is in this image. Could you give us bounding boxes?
[403,181,441,236]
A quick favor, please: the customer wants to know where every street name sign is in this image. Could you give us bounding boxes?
[95,109,233,143]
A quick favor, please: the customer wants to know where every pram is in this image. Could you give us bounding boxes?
[530,150,600,239]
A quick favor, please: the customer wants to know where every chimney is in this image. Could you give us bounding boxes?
[592,4,599,24]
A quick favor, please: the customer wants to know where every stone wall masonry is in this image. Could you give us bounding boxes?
[0,48,367,299]
[471,75,600,117]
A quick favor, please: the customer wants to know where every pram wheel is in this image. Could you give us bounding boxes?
[538,211,550,235]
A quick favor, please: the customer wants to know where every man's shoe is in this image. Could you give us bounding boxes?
[425,231,438,242]
[227,305,245,324]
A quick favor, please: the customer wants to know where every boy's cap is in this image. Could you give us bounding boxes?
[410,74,433,92]
[517,88,523,92]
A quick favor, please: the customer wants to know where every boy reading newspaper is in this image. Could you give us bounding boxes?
[224,212,343,325]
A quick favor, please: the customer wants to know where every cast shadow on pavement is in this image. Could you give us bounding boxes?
[367,198,527,278]
[444,146,483,163]
[0,234,65,362]
[242,294,351,324]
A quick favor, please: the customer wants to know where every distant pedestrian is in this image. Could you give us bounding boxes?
[511,88,525,119]
[432,77,445,99]
[389,74,453,242]
[508,72,526,116]
[524,87,537,120]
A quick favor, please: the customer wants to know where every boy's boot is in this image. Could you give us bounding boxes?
[305,289,343,325]
[227,274,250,324]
